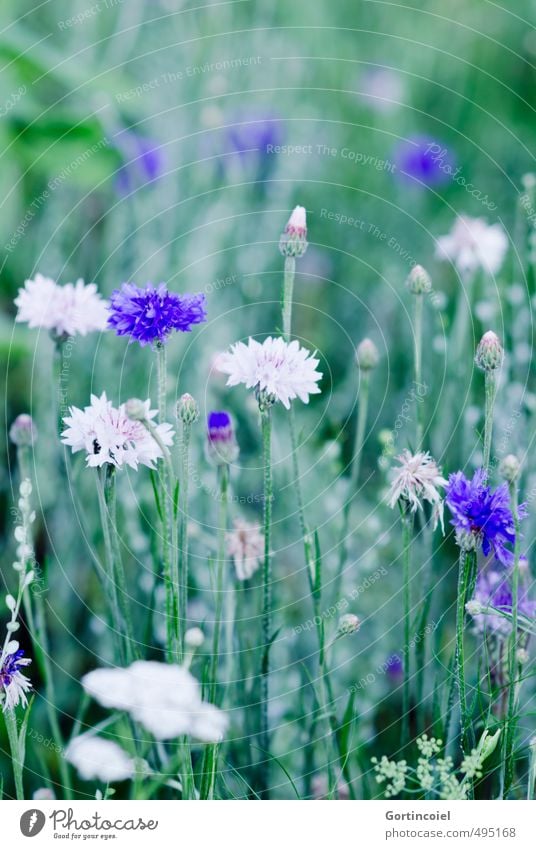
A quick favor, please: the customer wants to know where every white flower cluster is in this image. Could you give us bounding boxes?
[15,273,109,338]
[82,660,228,742]
[65,735,137,784]
[371,755,408,798]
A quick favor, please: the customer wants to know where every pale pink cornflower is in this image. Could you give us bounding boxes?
[387,450,447,530]
[226,519,264,580]
[61,392,174,470]
[15,273,109,337]
[435,216,508,276]
[217,336,322,409]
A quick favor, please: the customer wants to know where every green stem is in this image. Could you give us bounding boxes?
[155,343,178,661]
[179,422,192,640]
[456,549,474,755]
[4,710,24,799]
[413,293,424,450]
[96,467,134,664]
[259,408,273,798]
[503,484,521,796]
[483,369,497,472]
[282,255,295,340]
[401,507,413,747]
[337,370,370,588]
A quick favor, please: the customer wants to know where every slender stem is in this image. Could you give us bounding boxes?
[282,255,295,340]
[503,484,521,795]
[483,369,497,472]
[413,293,424,450]
[401,507,413,747]
[155,343,178,661]
[259,408,273,798]
[456,549,474,755]
[4,710,24,799]
[337,370,371,588]
[179,421,192,640]
[96,467,134,664]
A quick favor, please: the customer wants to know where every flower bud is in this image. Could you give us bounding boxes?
[177,393,199,425]
[406,264,432,295]
[279,205,308,258]
[355,338,379,371]
[124,398,147,421]
[206,411,239,465]
[337,613,361,636]
[517,648,529,665]
[465,599,483,616]
[475,331,503,371]
[9,414,37,447]
[33,788,56,801]
[185,627,205,649]
[499,454,520,483]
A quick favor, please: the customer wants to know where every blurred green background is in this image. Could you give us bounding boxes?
[1,0,536,798]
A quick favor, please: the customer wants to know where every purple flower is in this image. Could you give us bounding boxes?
[206,411,238,465]
[108,283,206,347]
[114,131,164,194]
[445,469,526,567]
[1,647,32,710]
[393,135,454,186]
[226,111,283,158]
[471,569,536,636]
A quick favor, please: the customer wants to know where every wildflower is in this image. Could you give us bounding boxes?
[355,338,379,371]
[65,735,135,783]
[107,282,206,347]
[114,130,164,194]
[499,454,521,483]
[82,660,228,742]
[468,569,535,636]
[33,788,56,800]
[359,68,405,113]
[393,135,454,186]
[0,643,32,711]
[15,274,109,338]
[475,331,503,371]
[224,110,283,180]
[406,265,432,295]
[206,411,239,465]
[445,469,525,566]
[62,392,174,470]
[177,393,200,425]
[436,215,508,275]
[217,336,322,410]
[387,450,447,530]
[226,519,264,580]
[9,414,38,448]
[337,613,361,636]
[279,205,308,258]
[371,755,408,798]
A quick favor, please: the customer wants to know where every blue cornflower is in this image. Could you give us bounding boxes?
[1,646,32,711]
[108,283,206,347]
[445,469,526,567]
[393,135,454,186]
[206,411,238,465]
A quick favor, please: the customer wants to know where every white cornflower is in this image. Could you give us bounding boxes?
[82,660,228,742]
[217,337,322,410]
[0,641,32,711]
[62,392,174,470]
[436,215,508,276]
[226,519,264,580]
[65,735,135,783]
[387,450,447,530]
[15,274,109,337]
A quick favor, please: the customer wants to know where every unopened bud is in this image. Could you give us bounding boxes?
[185,627,205,649]
[124,398,147,421]
[465,599,483,616]
[337,613,361,636]
[206,411,239,465]
[499,454,520,483]
[177,393,199,425]
[517,648,529,665]
[407,264,432,295]
[355,338,379,371]
[9,414,37,447]
[475,331,503,371]
[279,205,308,258]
